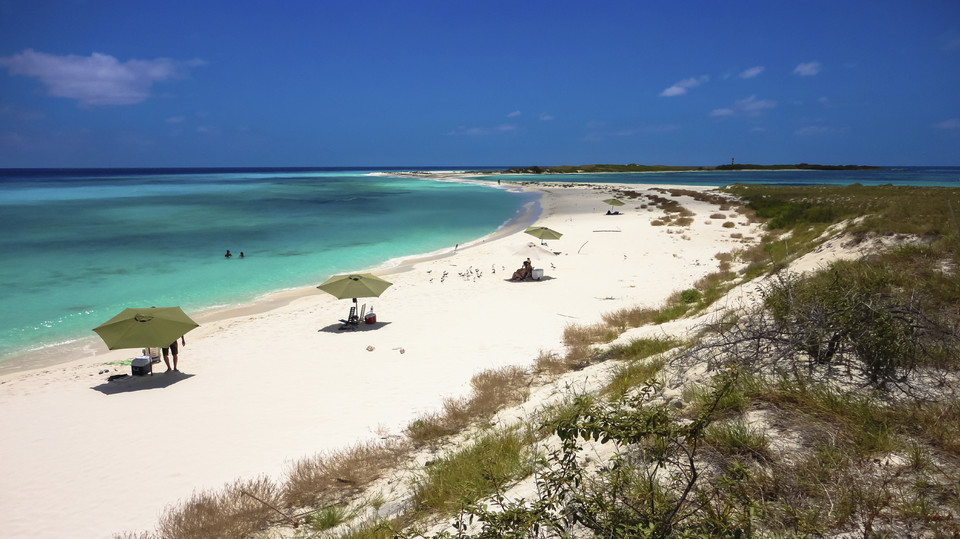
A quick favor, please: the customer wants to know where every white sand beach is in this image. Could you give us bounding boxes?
[0,181,761,538]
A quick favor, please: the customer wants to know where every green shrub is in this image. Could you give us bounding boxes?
[762,262,922,387]
[419,371,748,538]
[680,288,702,304]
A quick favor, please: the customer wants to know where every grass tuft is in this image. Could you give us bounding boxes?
[705,420,771,462]
[411,428,535,515]
[157,476,281,539]
[604,357,666,400]
[406,367,530,446]
[284,439,409,509]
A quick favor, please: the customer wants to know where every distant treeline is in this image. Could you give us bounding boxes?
[716,163,884,171]
[502,163,883,174]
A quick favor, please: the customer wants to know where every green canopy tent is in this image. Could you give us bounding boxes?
[92,306,199,350]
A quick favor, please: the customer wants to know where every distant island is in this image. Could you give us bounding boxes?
[502,163,884,174]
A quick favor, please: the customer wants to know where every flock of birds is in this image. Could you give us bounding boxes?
[426,262,557,283]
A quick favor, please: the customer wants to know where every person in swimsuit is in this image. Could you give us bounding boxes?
[510,259,533,281]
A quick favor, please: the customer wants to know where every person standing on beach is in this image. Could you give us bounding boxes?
[162,335,186,372]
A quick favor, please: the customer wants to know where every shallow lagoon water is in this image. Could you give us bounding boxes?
[0,168,531,362]
[2,165,956,365]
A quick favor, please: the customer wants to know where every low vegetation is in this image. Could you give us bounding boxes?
[406,366,531,447]
[501,163,882,174]
[116,184,960,538]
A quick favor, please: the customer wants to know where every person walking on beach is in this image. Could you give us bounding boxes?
[162,335,186,372]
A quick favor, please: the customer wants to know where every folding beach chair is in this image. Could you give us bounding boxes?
[339,305,360,330]
[144,347,163,364]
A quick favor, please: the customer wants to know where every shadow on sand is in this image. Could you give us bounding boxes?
[91,370,195,395]
[317,321,392,334]
[504,275,556,283]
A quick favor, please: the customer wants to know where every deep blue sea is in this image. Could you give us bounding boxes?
[1,165,957,368]
[485,166,960,188]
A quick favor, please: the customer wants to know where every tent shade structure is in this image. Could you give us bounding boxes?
[93,306,199,350]
[317,273,393,300]
[524,226,563,245]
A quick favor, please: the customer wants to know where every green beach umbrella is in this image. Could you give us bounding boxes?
[317,273,393,301]
[603,198,625,207]
[524,226,563,245]
[93,306,199,350]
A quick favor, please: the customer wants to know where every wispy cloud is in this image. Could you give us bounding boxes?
[539,113,554,121]
[659,75,709,97]
[583,121,679,141]
[941,35,960,50]
[0,49,202,106]
[795,125,832,136]
[934,118,960,129]
[793,61,822,76]
[710,95,777,117]
[739,66,764,79]
[166,115,186,124]
[447,124,518,136]
[507,110,521,117]
[0,103,45,121]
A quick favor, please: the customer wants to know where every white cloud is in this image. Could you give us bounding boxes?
[795,125,831,136]
[0,49,199,106]
[582,122,679,141]
[739,95,776,114]
[793,61,821,76]
[710,95,776,117]
[739,66,764,79]
[447,124,518,136]
[659,75,709,97]
[934,118,960,129]
[166,115,186,124]
[539,113,554,121]
[507,110,521,117]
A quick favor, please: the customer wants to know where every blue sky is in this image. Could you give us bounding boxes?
[1,0,958,167]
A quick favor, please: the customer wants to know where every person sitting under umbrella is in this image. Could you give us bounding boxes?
[510,259,533,281]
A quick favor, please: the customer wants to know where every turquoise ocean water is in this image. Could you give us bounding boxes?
[0,166,957,368]
[0,168,533,365]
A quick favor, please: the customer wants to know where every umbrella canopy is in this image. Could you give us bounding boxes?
[93,306,199,350]
[514,242,556,264]
[524,226,563,244]
[603,198,625,207]
[317,273,393,300]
